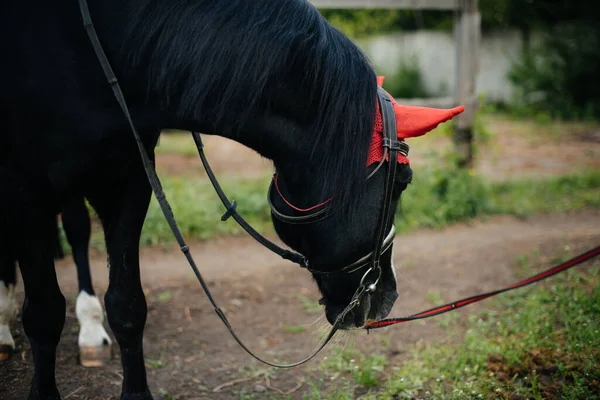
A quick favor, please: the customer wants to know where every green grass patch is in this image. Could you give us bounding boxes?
[68,160,599,251]
[397,165,600,232]
[320,349,389,389]
[313,252,600,399]
[155,130,198,157]
[296,294,324,315]
[136,167,600,246]
[140,174,273,246]
[283,324,306,334]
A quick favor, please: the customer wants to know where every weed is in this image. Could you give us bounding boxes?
[145,358,164,369]
[157,291,173,302]
[296,294,323,315]
[307,243,600,399]
[283,324,305,334]
[72,118,600,251]
[383,55,429,99]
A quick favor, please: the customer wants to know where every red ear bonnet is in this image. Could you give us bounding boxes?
[368,76,465,166]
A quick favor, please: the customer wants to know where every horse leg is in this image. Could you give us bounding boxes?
[54,216,64,260]
[61,196,112,367]
[18,211,66,399]
[90,172,153,399]
[0,252,18,361]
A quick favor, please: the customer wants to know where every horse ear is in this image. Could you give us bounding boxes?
[376,75,464,138]
[394,103,465,139]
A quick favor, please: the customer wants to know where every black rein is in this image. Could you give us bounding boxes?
[78,0,600,370]
[78,0,401,368]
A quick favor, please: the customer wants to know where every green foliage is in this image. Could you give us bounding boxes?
[398,155,491,231]
[317,1,545,38]
[315,253,600,400]
[76,164,600,251]
[319,9,406,38]
[283,324,305,334]
[509,23,600,120]
[381,56,429,99]
[140,175,273,246]
[296,294,323,315]
[487,170,600,217]
[378,261,600,399]
[398,156,600,232]
[320,349,388,389]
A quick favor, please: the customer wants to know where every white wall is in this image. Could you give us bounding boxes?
[357,29,529,102]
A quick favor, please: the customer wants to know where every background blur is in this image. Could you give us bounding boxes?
[2,2,599,399]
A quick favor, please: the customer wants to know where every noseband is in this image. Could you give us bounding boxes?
[268,87,408,291]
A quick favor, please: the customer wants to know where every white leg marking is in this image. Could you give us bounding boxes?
[76,291,112,348]
[390,247,397,281]
[0,282,18,349]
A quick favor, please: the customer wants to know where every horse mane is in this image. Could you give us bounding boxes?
[123,0,376,213]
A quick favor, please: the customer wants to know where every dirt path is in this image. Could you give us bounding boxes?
[154,120,600,181]
[2,210,599,399]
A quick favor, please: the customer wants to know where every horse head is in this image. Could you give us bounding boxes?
[269,77,464,329]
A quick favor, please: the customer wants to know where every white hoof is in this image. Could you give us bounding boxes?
[0,282,18,357]
[76,291,112,348]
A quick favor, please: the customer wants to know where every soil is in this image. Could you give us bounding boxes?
[153,122,600,182]
[1,211,599,399]
[1,121,599,399]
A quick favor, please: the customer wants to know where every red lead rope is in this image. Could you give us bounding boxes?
[365,245,600,330]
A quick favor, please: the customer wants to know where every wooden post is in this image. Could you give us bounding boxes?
[309,0,458,9]
[454,0,480,168]
[310,0,481,168]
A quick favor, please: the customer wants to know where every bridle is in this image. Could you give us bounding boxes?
[268,86,408,285]
[78,0,600,370]
[78,0,404,368]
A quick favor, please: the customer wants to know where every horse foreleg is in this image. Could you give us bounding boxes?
[0,252,18,360]
[91,172,153,400]
[18,212,66,400]
[61,195,112,367]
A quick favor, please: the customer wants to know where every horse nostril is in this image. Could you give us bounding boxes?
[318,297,325,305]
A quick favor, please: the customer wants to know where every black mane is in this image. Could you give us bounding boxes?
[124,0,377,211]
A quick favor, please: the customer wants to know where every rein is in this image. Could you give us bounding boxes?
[77,0,599,370]
[77,0,379,368]
[366,245,600,330]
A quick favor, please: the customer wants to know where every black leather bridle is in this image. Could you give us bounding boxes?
[268,86,408,285]
[77,0,405,368]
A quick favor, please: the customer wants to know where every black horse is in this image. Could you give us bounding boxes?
[1,0,462,398]
[0,197,111,366]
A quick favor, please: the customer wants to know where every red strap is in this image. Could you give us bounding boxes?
[365,245,600,330]
[272,174,331,212]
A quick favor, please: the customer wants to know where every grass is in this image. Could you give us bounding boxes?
[297,294,324,315]
[283,324,306,334]
[140,174,273,246]
[155,129,198,157]
[310,248,600,399]
[60,113,599,251]
[69,166,600,252]
[398,165,600,232]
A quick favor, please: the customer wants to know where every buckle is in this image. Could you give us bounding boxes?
[382,138,410,155]
[398,142,410,157]
[221,200,237,221]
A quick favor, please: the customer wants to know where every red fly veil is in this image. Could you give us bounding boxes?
[368,76,465,166]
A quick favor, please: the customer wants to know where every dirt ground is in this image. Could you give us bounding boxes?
[1,120,599,399]
[1,211,599,400]
[154,118,600,181]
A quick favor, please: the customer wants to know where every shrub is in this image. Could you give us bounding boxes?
[382,56,429,99]
[509,23,600,120]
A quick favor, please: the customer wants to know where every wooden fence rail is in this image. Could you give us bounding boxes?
[310,0,480,167]
[309,0,458,9]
